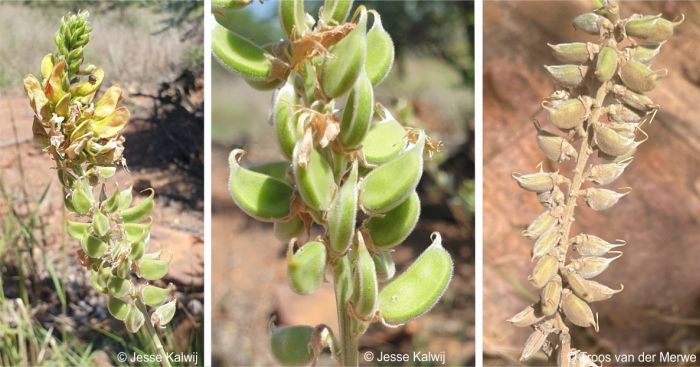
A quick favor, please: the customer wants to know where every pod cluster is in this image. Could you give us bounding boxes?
[510,1,680,364]
[215,1,453,365]
[23,11,175,333]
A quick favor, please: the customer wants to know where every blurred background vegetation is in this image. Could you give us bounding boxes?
[211,1,475,365]
[0,1,204,366]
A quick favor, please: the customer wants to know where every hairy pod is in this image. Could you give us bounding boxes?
[513,172,564,193]
[573,12,611,35]
[288,241,327,295]
[141,285,170,307]
[81,233,107,258]
[581,188,628,211]
[250,161,291,183]
[379,233,453,326]
[529,254,558,289]
[542,98,587,130]
[520,328,548,362]
[119,190,155,223]
[108,297,131,321]
[139,257,170,281]
[537,186,565,209]
[71,179,94,215]
[320,7,367,98]
[274,215,305,242]
[125,303,145,333]
[152,299,176,326]
[212,25,287,82]
[544,65,587,89]
[532,227,561,260]
[319,0,353,25]
[608,122,638,140]
[548,42,598,63]
[333,255,354,306]
[632,43,663,64]
[612,85,657,111]
[593,123,634,157]
[595,46,618,82]
[571,252,622,279]
[561,289,598,331]
[625,15,683,44]
[118,186,133,211]
[536,128,577,162]
[229,150,294,221]
[360,133,425,214]
[91,210,109,237]
[564,269,623,303]
[212,0,252,10]
[523,210,557,240]
[365,191,420,250]
[571,234,625,256]
[107,277,130,298]
[273,81,299,160]
[372,251,396,282]
[507,305,546,327]
[541,275,562,316]
[608,104,642,123]
[67,221,90,241]
[362,119,407,164]
[279,0,309,39]
[339,71,374,148]
[350,233,378,319]
[292,145,336,212]
[124,221,152,244]
[619,59,663,93]
[365,10,394,85]
[328,162,358,254]
[270,326,315,367]
[586,158,633,185]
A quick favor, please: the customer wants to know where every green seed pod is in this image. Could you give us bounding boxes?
[70,180,94,215]
[250,161,291,183]
[512,172,563,193]
[608,104,642,123]
[212,0,252,10]
[319,7,367,98]
[548,42,598,63]
[339,71,373,148]
[212,25,287,82]
[632,43,663,64]
[365,191,420,250]
[272,81,299,160]
[130,241,146,261]
[333,255,354,305]
[139,257,170,281]
[152,299,176,327]
[571,234,625,256]
[141,285,170,307]
[288,241,327,295]
[619,59,662,93]
[544,65,587,89]
[274,215,305,242]
[92,210,110,237]
[319,0,353,25]
[581,188,629,211]
[124,221,152,244]
[350,233,378,319]
[279,0,309,39]
[362,119,407,165]
[593,124,634,157]
[67,221,90,241]
[536,128,577,162]
[529,254,558,289]
[571,252,622,279]
[108,276,130,298]
[360,133,425,214]
[328,162,358,254]
[244,77,284,91]
[573,12,609,35]
[229,150,294,221]
[532,227,561,260]
[270,326,315,367]
[365,10,394,86]
[118,186,133,211]
[372,251,396,282]
[519,328,548,362]
[595,46,618,82]
[103,187,121,213]
[540,275,562,316]
[625,15,683,44]
[561,288,598,331]
[292,145,336,212]
[542,98,587,130]
[522,210,557,240]
[586,158,633,185]
[378,233,453,326]
[107,297,131,321]
[612,84,657,111]
[81,233,107,258]
[507,304,546,327]
[125,303,145,333]
[119,189,154,223]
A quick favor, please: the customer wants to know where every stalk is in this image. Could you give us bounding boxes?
[333,275,359,366]
[136,300,172,367]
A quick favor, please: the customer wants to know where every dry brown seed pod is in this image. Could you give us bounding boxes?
[625,14,684,44]
[561,288,598,331]
[608,122,638,140]
[581,187,629,211]
[536,127,578,162]
[523,210,558,240]
[608,104,643,123]
[532,227,561,260]
[578,280,624,303]
[593,123,634,157]
[519,328,549,362]
[619,59,665,93]
[513,171,564,193]
[537,186,565,209]
[507,304,546,327]
[632,43,663,64]
[544,65,588,89]
[571,252,622,278]
[529,254,558,289]
[571,234,626,256]
[563,268,589,299]
[548,42,598,63]
[541,275,562,316]
[586,158,633,185]
[542,98,587,131]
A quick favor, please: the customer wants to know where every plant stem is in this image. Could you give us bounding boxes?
[135,299,172,367]
[332,262,359,367]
